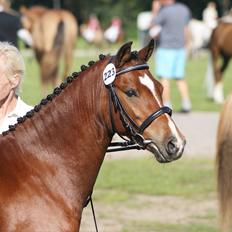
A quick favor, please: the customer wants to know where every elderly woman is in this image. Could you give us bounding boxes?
[0,42,32,133]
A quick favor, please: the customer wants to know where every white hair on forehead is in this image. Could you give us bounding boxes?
[0,41,25,96]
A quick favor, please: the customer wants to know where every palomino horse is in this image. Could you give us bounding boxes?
[217,93,232,232]
[206,20,232,103]
[20,6,78,95]
[0,40,185,231]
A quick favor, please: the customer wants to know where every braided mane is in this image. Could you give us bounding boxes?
[2,54,107,136]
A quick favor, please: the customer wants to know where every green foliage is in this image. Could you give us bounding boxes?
[10,0,232,47]
[11,0,231,41]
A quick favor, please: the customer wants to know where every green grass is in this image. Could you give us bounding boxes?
[20,41,232,112]
[88,156,219,232]
[95,156,216,200]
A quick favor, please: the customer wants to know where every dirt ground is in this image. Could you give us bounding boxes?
[80,193,218,232]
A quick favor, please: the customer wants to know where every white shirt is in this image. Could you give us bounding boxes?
[0,97,33,134]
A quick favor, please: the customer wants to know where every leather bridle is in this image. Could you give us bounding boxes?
[106,62,172,152]
[86,60,173,232]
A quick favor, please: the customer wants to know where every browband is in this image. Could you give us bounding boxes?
[116,64,149,76]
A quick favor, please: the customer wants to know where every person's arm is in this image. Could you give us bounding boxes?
[149,9,163,38]
[149,25,162,38]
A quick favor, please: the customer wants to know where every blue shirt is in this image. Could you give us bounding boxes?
[154,3,191,49]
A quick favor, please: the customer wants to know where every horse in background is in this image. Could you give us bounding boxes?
[216,93,232,232]
[205,19,232,103]
[20,6,78,96]
[187,19,212,57]
[0,40,186,231]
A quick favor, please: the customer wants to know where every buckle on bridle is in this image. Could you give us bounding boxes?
[133,133,152,149]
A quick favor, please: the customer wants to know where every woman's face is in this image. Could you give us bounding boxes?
[0,60,14,102]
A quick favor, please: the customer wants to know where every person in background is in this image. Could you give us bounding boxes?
[81,14,103,44]
[151,0,191,113]
[137,0,161,47]
[104,17,122,43]
[0,0,33,48]
[149,0,161,40]
[0,42,33,134]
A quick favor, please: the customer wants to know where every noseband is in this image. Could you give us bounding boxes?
[106,61,172,152]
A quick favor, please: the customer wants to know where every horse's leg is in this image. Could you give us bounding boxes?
[41,80,48,98]
[205,51,215,98]
[214,54,230,104]
[220,54,230,74]
[52,68,60,88]
[212,47,224,103]
[62,30,76,80]
[63,48,73,79]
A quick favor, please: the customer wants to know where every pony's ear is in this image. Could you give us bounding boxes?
[114,41,132,68]
[138,39,155,62]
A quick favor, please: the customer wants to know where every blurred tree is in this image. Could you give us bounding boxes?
[9,0,232,40]
[53,0,61,8]
[220,0,231,14]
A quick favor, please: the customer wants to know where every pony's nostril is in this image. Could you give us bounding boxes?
[166,139,178,155]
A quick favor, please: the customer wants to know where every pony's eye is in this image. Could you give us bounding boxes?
[125,89,138,97]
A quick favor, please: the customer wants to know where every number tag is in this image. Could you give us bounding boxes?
[103,63,116,85]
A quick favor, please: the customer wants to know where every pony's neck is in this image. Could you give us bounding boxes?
[10,58,112,208]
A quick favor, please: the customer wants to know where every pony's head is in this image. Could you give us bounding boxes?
[106,40,185,163]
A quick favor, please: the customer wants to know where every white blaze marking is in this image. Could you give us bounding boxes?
[139,74,162,107]
[139,74,182,143]
[168,120,183,146]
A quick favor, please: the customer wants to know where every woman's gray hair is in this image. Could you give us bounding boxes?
[0,42,25,95]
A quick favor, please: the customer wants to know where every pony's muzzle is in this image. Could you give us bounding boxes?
[165,137,186,160]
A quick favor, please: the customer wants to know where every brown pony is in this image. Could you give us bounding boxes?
[217,92,232,232]
[0,40,185,231]
[20,6,78,95]
[206,21,232,103]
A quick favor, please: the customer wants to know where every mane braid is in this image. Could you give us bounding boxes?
[1,54,107,136]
